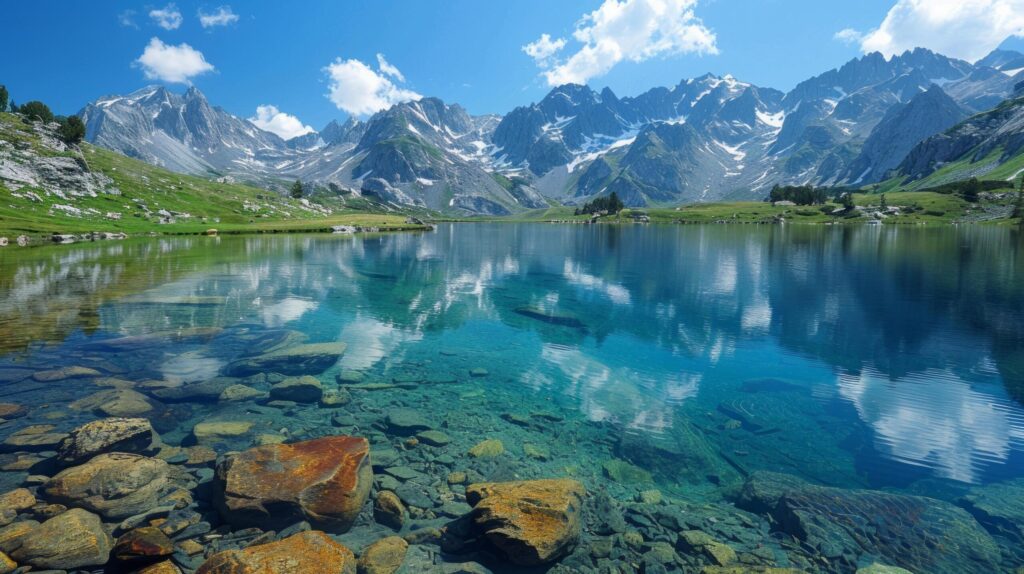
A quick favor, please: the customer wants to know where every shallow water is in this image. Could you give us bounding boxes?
[2,223,1024,572]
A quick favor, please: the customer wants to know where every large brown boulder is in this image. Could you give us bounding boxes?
[466,478,585,566]
[216,436,371,532]
[10,508,112,569]
[196,531,356,574]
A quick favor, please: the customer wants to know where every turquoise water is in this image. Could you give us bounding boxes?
[1,223,1024,572]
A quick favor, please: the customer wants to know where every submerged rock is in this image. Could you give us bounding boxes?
[32,366,102,382]
[70,388,157,417]
[224,342,347,377]
[44,453,187,519]
[57,417,157,464]
[218,384,267,402]
[1,424,67,452]
[270,375,324,403]
[468,439,504,458]
[960,477,1024,544]
[196,530,357,574]
[216,435,371,532]
[112,526,174,563]
[466,478,585,566]
[385,408,432,436]
[357,536,408,574]
[10,508,112,569]
[735,472,1002,573]
[192,420,253,444]
[374,490,406,530]
[0,404,27,420]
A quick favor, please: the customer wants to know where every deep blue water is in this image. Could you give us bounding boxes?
[2,223,1024,571]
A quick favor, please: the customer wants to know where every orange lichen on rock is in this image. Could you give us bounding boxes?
[196,531,356,574]
[216,435,371,532]
[466,478,586,566]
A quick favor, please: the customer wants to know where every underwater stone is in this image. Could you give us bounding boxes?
[57,417,157,465]
[215,435,371,532]
[416,430,451,446]
[196,531,357,574]
[223,342,347,377]
[112,526,174,562]
[321,388,352,407]
[32,366,102,382]
[0,404,27,420]
[385,408,432,436]
[192,421,253,444]
[337,370,364,385]
[1,424,68,452]
[357,536,408,574]
[468,439,504,458]
[270,375,324,403]
[959,477,1024,544]
[218,384,267,402]
[44,453,187,520]
[10,508,112,569]
[0,488,34,513]
[466,479,585,566]
[602,459,653,484]
[152,378,235,402]
[676,530,736,566]
[374,490,406,530]
[70,388,157,417]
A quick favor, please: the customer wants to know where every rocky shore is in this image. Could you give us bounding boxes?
[0,326,1021,573]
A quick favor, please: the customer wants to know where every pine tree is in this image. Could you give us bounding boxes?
[880,194,888,210]
[19,101,53,123]
[841,193,854,211]
[57,116,86,144]
[290,179,303,199]
[0,85,8,113]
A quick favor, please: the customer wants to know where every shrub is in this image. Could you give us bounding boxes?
[19,100,53,123]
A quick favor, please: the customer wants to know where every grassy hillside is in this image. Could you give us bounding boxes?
[0,112,427,237]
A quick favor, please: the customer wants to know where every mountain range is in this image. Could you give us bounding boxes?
[79,46,1024,214]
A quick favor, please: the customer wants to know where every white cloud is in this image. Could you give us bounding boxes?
[198,6,239,28]
[523,33,567,67]
[118,9,138,28]
[525,0,717,87]
[859,0,1024,62]
[323,55,421,116]
[149,3,183,30]
[248,105,315,140]
[834,28,863,45]
[135,38,215,84]
[376,53,405,82]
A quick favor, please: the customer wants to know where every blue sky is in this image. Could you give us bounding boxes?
[2,1,1020,138]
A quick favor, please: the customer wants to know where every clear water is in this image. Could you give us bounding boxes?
[2,223,1024,572]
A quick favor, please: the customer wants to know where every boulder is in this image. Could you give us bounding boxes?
[960,477,1024,544]
[0,404,27,420]
[196,531,356,574]
[137,561,183,574]
[468,439,504,458]
[224,342,347,377]
[1,424,67,452]
[0,488,34,513]
[357,536,408,574]
[32,366,102,382]
[0,520,37,554]
[384,408,432,436]
[270,375,324,403]
[216,436,371,531]
[10,508,112,569]
[70,388,156,417]
[735,472,1002,573]
[152,377,236,402]
[0,552,13,574]
[374,490,406,530]
[112,526,174,563]
[44,453,186,519]
[218,384,267,402]
[57,417,157,464]
[466,479,585,566]
[192,421,253,444]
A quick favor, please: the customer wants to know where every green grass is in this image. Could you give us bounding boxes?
[0,112,430,237]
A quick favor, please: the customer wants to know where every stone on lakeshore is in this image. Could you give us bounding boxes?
[270,375,324,403]
[466,479,585,566]
[44,453,185,519]
[32,366,102,382]
[218,384,267,402]
[357,536,408,574]
[57,417,156,465]
[416,430,450,447]
[113,526,173,563]
[468,439,504,458]
[0,488,34,513]
[384,408,432,436]
[602,459,653,483]
[10,508,112,569]
[0,404,26,420]
[224,342,347,377]
[321,388,352,407]
[735,471,1002,573]
[1,425,67,452]
[677,530,736,566]
[70,388,156,417]
[374,491,406,530]
[196,531,356,574]
[192,421,253,444]
[216,435,371,532]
